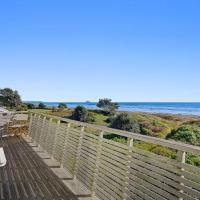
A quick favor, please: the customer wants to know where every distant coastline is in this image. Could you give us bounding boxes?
[25,102,200,116]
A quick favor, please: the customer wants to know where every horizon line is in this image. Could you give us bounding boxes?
[24,101,200,103]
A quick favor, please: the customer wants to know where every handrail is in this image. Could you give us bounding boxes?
[31,112,200,155]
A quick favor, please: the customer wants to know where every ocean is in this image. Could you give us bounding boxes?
[28,102,200,116]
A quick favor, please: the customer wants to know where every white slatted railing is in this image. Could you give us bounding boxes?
[28,113,200,200]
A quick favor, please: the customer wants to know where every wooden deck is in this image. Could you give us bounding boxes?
[0,136,77,200]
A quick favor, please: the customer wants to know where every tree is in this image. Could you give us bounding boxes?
[25,103,36,109]
[58,103,67,109]
[0,88,22,108]
[37,103,46,109]
[110,113,141,133]
[16,103,28,111]
[97,98,119,115]
[166,125,200,146]
[71,106,89,122]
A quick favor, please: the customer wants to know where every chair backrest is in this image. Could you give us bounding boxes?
[0,147,6,167]
[0,112,12,138]
[0,113,11,126]
[13,114,29,121]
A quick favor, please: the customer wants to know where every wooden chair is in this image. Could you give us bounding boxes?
[8,114,29,136]
[0,127,7,167]
[0,112,11,138]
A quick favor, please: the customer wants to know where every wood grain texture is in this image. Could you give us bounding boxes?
[0,137,77,200]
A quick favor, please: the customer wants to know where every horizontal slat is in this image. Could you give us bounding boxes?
[100,159,126,176]
[83,131,99,140]
[81,139,98,149]
[131,152,200,194]
[100,154,127,171]
[78,159,96,173]
[96,184,116,200]
[68,133,80,142]
[98,173,124,192]
[130,169,193,200]
[126,185,155,200]
[76,171,93,189]
[129,176,171,200]
[82,134,99,143]
[79,151,97,165]
[96,179,122,200]
[102,142,128,154]
[97,176,123,198]
[77,164,95,181]
[101,150,128,166]
[98,163,125,182]
[101,144,127,159]
[80,145,98,158]
[129,179,167,200]
[130,161,181,197]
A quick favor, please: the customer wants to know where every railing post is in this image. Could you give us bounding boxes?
[44,117,53,152]
[73,126,85,179]
[177,150,186,200]
[35,115,41,144]
[28,113,33,137]
[31,113,38,141]
[60,122,71,168]
[91,131,104,198]
[51,119,60,158]
[38,116,46,147]
[122,137,133,200]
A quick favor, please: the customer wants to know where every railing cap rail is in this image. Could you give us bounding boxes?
[31,112,200,155]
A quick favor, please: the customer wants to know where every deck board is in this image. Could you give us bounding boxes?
[0,137,77,200]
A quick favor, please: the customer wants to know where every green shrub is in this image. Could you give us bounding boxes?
[103,134,127,144]
[71,106,89,122]
[110,113,141,133]
[37,103,46,109]
[16,103,28,111]
[25,103,36,109]
[134,142,176,159]
[105,116,114,123]
[58,103,67,109]
[186,153,200,166]
[151,146,176,159]
[167,125,200,146]
[97,98,119,115]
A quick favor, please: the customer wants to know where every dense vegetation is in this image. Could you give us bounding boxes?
[0,88,22,109]
[167,125,200,146]
[71,106,89,122]
[110,113,141,133]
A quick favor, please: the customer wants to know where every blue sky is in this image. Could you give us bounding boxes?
[0,0,200,102]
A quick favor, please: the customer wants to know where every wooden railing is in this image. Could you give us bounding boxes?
[28,113,200,200]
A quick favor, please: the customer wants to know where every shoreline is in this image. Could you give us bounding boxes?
[27,101,200,116]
